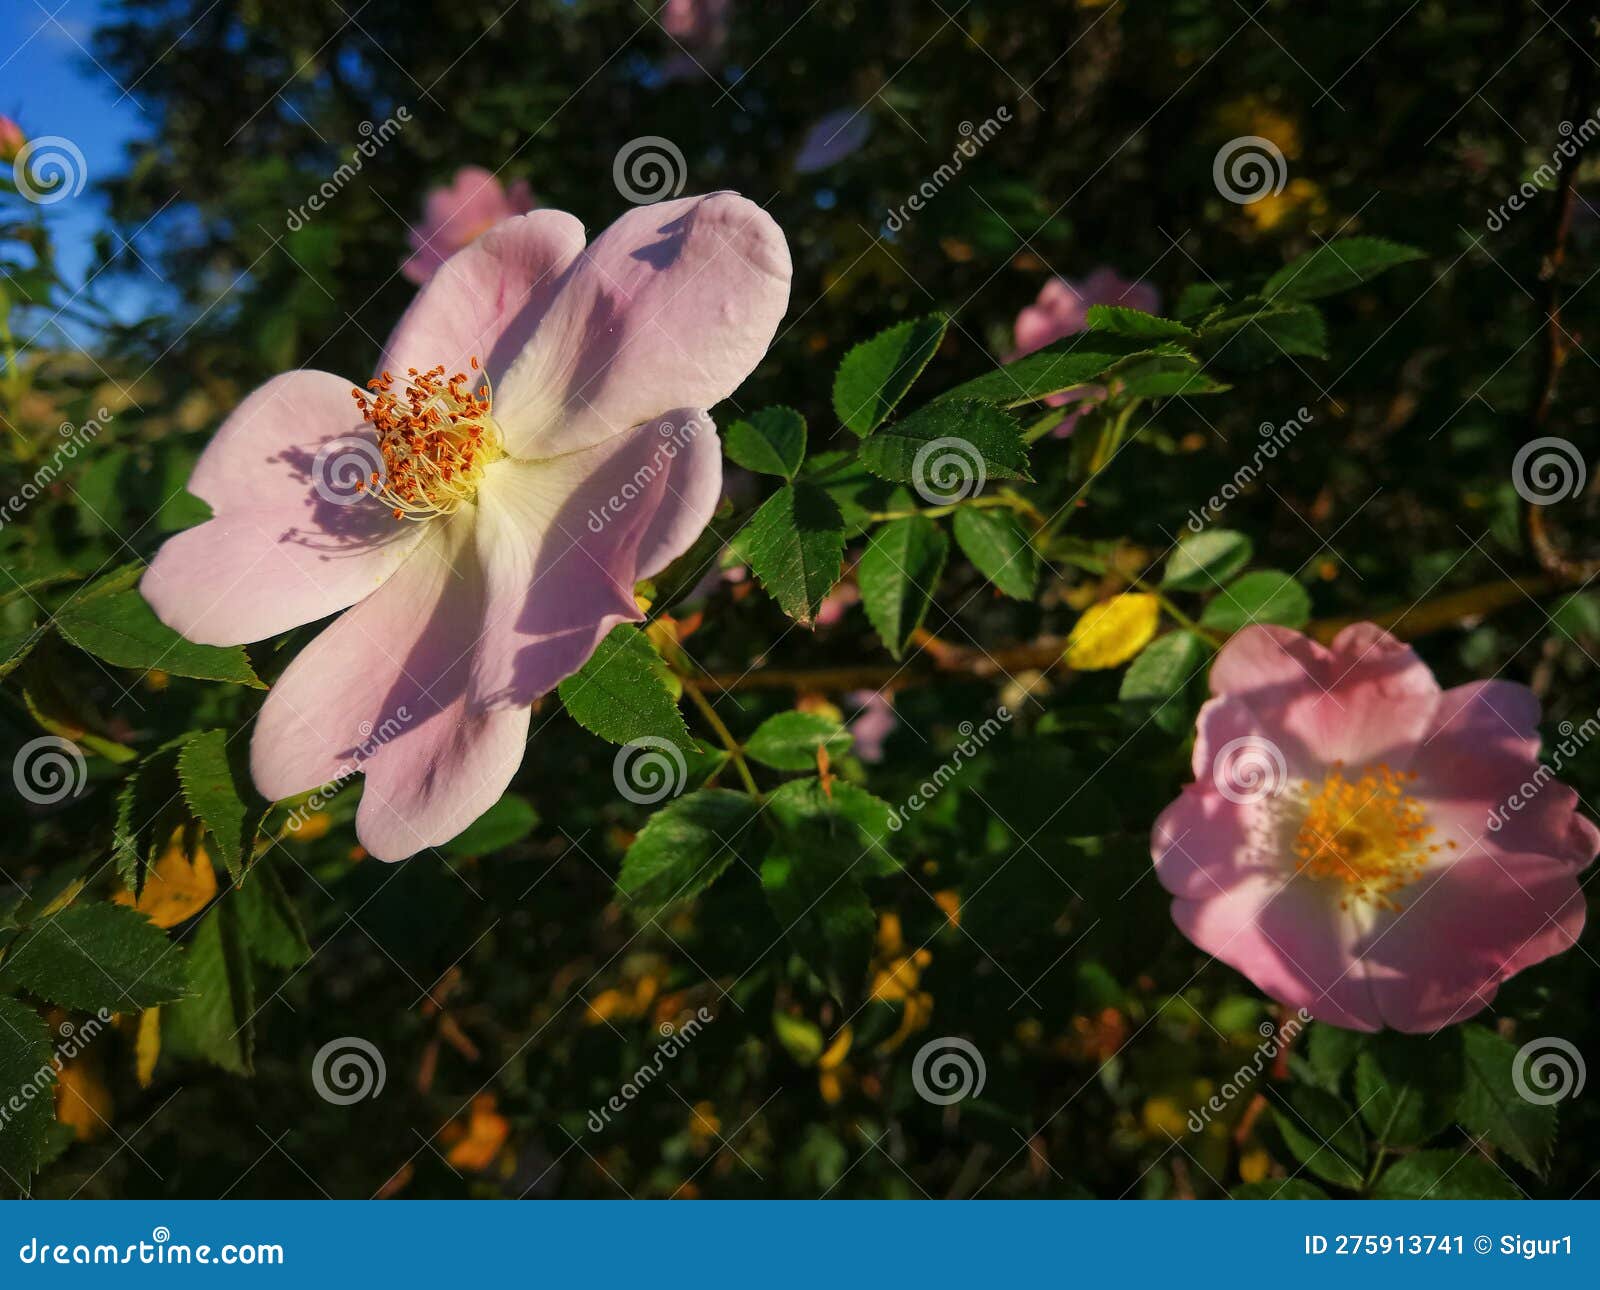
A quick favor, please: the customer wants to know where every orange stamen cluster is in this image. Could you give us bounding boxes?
[1291,763,1455,911]
[350,357,503,520]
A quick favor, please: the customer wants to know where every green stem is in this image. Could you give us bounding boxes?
[681,676,760,797]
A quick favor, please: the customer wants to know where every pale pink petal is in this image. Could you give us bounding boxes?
[1153,785,1273,900]
[466,411,721,710]
[250,511,529,860]
[385,210,586,387]
[1170,874,1380,1031]
[495,193,791,457]
[142,371,422,646]
[1356,853,1587,1032]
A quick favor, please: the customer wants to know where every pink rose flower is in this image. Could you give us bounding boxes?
[847,689,897,763]
[0,115,24,164]
[144,195,790,860]
[659,0,731,80]
[1152,624,1597,1033]
[1010,268,1161,437]
[401,166,537,285]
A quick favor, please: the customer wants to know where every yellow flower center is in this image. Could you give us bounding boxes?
[351,358,504,520]
[1290,763,1453,912]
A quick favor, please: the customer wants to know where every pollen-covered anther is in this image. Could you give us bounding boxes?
[350,356,503,520]
[1291,762,1455,912]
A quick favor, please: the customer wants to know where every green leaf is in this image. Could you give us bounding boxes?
[858,516,948,658]
[1163,530,1254,592]
[1118,630,1209,733]
[1456,1024,1558,1176]
[860,400,1032,487]
[162,900,254,1075]
[761,836,874,1002]
[1271,1087,1367,1191]
[1262,237,1424,303]
[773,1010,826,1065]
[56,564,263,687]
[1200,570,1311,631]
[443,792,540,856]
[1201,303,1328,367]
[745,711,853,772]
[112,743,189,897]
[1373,1150,1520,1200]
[0,903,188,1012]
[177,729,260,883]
[0,620,42,679]
[1356,1029,1464,1148]
[724,406,807,479]
[764,777,899,878]
[558,625,694,752]
[0,996,58,1179]
[232,860,311,970]
[617,789,761,915]
[734,483,847,625]
[952,507,1037,599]
[1229,1179,1329,1200]
[937,334,1180,407]
[1083,305,1195,339]
[833,312,948,436]
[1109,354,1231,398]
[1306,1023,1368,1086]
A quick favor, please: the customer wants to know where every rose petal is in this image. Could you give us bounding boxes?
[495,193,790,457]
[141,371,422,646]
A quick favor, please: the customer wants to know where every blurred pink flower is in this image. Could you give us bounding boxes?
[1152,623,1597,1033]
[402,166,537,285]
[847,689,898,763]
[794,109,873,174]
[0,115,24,164]
[814,581,860,627]
[146,195,790,859]
[659,0,731,80]
[1010,268,1160,437]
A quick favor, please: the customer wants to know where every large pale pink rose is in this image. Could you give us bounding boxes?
[145,195,790,860]
[402,166,537,285]
[1152,624,1596,1033]
[1010,268,1161,437]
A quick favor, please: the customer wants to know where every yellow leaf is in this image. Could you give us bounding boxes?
[55,1055,113,1142]
[445,1093,510,1172]
[113,831,216,928]
[136,1008,161,1088]
[1064,593,1160,670]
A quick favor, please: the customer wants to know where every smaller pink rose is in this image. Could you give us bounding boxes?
[402,166,537,285]
[0,116,24,164]
[1010,268,1161,437]
[847,689,898,763]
